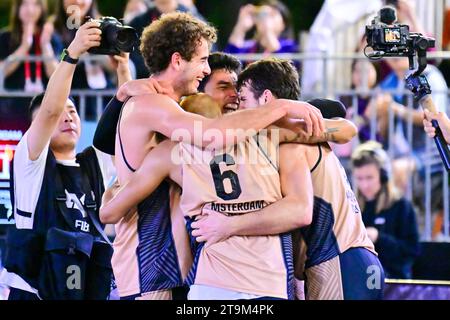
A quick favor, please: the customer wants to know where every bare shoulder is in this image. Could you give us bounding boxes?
[279,141,309,154]
[279,142,320,170]
[127,94,179,111]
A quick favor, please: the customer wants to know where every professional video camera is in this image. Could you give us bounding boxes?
[88,16,138,55]
[364,6,450,171]
[365,6,434,75]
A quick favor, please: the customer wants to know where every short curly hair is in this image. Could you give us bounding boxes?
[140,12,217,75]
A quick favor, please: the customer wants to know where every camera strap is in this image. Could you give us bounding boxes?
[24,33,43,93]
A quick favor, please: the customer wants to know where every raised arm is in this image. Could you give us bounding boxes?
[128,94,325,150]
[26,21,101,160]
[99,140,175,224]
[191,143,314,243]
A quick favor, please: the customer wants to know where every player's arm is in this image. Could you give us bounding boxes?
[271,118,357,145]
[191,143,313,243]
[99,140,175,224]
[127,94,325,150]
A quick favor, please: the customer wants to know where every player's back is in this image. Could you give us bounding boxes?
[298,143,375,269]
[179,135,294,299]
[294,143,383,300]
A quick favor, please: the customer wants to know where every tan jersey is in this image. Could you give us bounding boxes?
[295,143,375,274]
[111,183,192,298]
[178,136,294,299]
[111,105,192,299]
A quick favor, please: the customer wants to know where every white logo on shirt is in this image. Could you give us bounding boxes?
[65,190,87,218]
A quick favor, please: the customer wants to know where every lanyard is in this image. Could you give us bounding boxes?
[24,33,42,83]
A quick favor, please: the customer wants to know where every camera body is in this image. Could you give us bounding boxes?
[88,16,138,55]
[366,22,412,56]
[365,7,434,59]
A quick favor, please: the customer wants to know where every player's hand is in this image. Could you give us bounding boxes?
[191,209,233,246]
[278,99,325,137]
[423,109,450,144]
[116,77,174,102]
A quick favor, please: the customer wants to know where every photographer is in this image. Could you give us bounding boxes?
[0,21,118,300]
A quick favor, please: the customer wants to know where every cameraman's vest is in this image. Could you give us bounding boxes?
[5,146,113,299]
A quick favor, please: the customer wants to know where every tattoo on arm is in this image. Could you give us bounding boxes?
[282,127,339,143]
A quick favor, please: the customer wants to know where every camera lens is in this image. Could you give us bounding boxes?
[116,27,138,52]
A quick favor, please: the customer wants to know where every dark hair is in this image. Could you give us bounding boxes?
[53,0,99,46]
[140,12,217,75]
[198,52,242,92]
[256,0,294,39]
[29,92,76,120]
[9,0,48,49]
[237,58,300,100]
[29,92,46,119]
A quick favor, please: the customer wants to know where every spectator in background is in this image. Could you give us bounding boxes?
[177,0,202,18]
[128,0,206,79]
[334,60,383,167]
[123,0,147,25]
[0,0,62,116]
[349,60,383,143]
[351,141,420,279]
[226,0,297,55]
[53,0,100,47]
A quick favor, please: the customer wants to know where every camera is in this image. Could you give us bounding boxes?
[88,16,138,55]
[365,6,434,60]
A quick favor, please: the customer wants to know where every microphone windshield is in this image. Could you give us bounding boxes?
[379,6,397,25]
